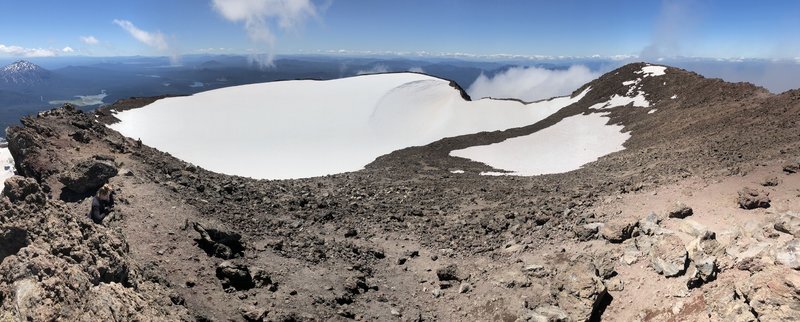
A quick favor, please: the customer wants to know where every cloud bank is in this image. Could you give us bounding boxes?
[113,19,169,51]
[0,44,56,57]
[212,0,320,67]
[80,36,99,45]
[468,65,600,102]
[62,46,74,53]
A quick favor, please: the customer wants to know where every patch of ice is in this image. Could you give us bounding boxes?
[110,73,590,180]
[0,147,16,183]
[450,113,630,176]
[450,170,465,174]
[670,95,677,99]
[49,90,107,107]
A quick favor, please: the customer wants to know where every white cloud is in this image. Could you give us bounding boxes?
[62,46,74,53]
[467,65,600,102]
[212,0,319,67]
[80,35,99,45]
[113,19,169,51]
[0,44,56,57]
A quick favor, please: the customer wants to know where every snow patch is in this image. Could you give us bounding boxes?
[0,147,15,183]
[450,170,465,174]
[450,113,630,176]
[648,109,657,114]
[637,65,667,77]
[590,92,650,109]
[110,73,590,180]
[670,95,677,99]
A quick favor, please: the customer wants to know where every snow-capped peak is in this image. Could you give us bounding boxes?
[0,60,50,84]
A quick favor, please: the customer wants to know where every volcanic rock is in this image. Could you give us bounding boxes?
[667,202,693,218]
[650,235,688,277]
[59,158,118,195]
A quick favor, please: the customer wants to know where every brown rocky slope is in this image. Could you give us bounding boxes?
[0,62,799,321]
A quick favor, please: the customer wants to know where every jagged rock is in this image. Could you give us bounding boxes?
[736,187,770,209]
[651,235,688,277]
[775,239,800,269]
[774,212,800,238]
[59,158,118,194]
[686,256,717,289]
[552,261,608,321]
[70,130,91,143]
[518,305,569,322]
[239,305,267,322]
[600,219,638,243]
[668,202,693,218]
[2,176,44,205]
[638,212,662,236]
[704,283,757,322]
[216,261,255,290]
[679,219,715,240]
[574,223,603,241]
[192,222,245,259]
[735,267,800,320]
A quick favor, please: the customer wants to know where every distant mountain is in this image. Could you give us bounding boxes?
[0,60,51,85]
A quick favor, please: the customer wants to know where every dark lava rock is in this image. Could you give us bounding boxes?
[783,159,800,174]
[216,261,255,290]
[3,175,45,204]
[436,264,462,281]
[193,222,245,259]
[737,187,770,209]
[59,158,118,195]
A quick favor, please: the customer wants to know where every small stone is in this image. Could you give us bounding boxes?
[458,282,471,294]
[396,257,407,265]
[776,239,800,269]
[344,228,357,238]
[774,212,800,238]
[761,176,780,187]
[436,264,461,281]
[390,308,401,317]
[601,219,638,243]
[432,288,443,298]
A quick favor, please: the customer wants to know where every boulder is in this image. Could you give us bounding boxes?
[668,202,693,219]
[703,284,757,322]
[736,187,770,209]
[638,212,662,236]
[679,220,715,240]
[552,261,608,321]
[59,158,118,194]
[216,261,255,290]
[775,239,800,270]
[651,235,688,277]
[601,219,638,243]
[436,264,463,281]
[735,267,800,320]
[760,176,780,187]
[575,223,603,241]
[686,256,717,289]
[774,212,800,238]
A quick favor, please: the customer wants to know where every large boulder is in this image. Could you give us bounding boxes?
[216,261,255,290]
[551,261,608,321]
[703,283,757,322]
[59,158,117,195]
[651,235,688,277]
[737,187,770,209]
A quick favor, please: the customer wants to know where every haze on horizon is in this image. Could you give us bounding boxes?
[1,0,799,93]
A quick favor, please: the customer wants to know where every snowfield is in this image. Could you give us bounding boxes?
[110,73,589,179]
[450,113,630,176]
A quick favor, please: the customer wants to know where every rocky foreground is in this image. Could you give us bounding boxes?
[1,63,800,321]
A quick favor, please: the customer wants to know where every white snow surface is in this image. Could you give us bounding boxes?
[450,113,630,176]
[0,147,15,183]
[110,73,589,179]
[590,92,650,110]
[638,65,667,77]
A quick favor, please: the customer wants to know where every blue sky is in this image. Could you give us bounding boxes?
[0,0,798,61]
